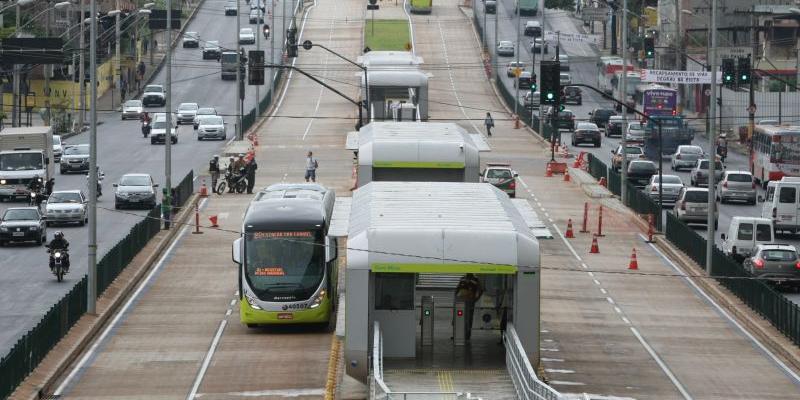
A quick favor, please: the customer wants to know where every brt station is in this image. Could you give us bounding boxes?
[346,121,491,188]
[330,182,557,397]
[357,51,429,121]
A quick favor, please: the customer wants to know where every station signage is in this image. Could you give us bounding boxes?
[641,69,722,84]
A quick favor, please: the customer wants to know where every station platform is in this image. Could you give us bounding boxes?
[380,289,517,399]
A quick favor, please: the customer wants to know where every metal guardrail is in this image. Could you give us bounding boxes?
[504,324,562,400]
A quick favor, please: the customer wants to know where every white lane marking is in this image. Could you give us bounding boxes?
[600,288,608,294]
[196,388,326,397]
[549,381,586,386]
[300,13,335,141]
[543,339,554,343]
[402,0,416,53]
[187,319,229,400]
[581,263,589,269]
[434,20,482,135]
[606,297,615,305]
[541,348,560,352]
[546,369,576,374]
[642,234,800,385]
[592,279,600,286]
[541,357,564,362]
[630,326,693,399]
[587,271,594,277]
[614,306,623,314]
[53,199,203,396]
[225,309,232,316]
[622,316,631,324]
[229,299,236,306]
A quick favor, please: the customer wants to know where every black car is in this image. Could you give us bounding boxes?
[202,41,221,60]
[485,0,496,14]
[588,108,616,129]
[571,122,601,147]
[514,71,533,89]
[59,144,90,174]
[225,1,237,15]
[627,160,658,188]
[548,109,575,131]
[0,207,47,246]
[605,116,624,137]
[563,86,582,105]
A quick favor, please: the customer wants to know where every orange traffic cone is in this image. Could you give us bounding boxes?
[564,169,571,182]
[545,162,553,177]
[565,219,575,238]
[199,179,209,197]
[598,177,607,187]
[629,248,639,270]
[209,215,219,228]
[590,236,600,253]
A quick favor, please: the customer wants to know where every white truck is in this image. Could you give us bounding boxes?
[0,126,55,200]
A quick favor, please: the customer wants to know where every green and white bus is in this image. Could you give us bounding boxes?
[232,183,337,327]
[516,0,538,16]
[409,0,432,14]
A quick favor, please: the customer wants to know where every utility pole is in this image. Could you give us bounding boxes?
[748,5,756,143]
[270,0,275,100]
[78,0,86,133]
[706,0,718,276]
[88,0,98,315]
[236,0,242,140]
[620,0,628,204]
[675,0,684,112]
[514,10,520,120]
[166,0,173,210]
[115,0,121,107]
[538,6,544,143]
[44,1,53,126]
[12,2,20,126]
[610,7,617,55]
[256,5,261,117]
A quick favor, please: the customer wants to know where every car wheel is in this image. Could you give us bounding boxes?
[594,141,600,148]
[79,219,85,227]
[60,168,66,174]
[151,137,157,144]
[172,138,178,144]
[197,136,202,141]
[115,202,121,210]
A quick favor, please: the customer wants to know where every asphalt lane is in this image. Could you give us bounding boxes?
[474,4,800,304]
[0,0,292,353]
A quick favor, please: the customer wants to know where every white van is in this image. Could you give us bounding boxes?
[761,177,800,233]
[720,217,774,261]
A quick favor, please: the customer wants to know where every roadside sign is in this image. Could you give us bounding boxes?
[543,31,601,45]
[581,7,609,22]
[641,69,722,84]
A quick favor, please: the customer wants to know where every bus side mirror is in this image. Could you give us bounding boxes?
[325,236,337,263]
[232,238,242,264]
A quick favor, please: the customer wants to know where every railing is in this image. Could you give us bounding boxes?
[504,324,562,400]
[171,170,195,211]
[371,321,468,399]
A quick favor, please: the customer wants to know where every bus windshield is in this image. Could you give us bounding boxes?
[770,139,800,164]
[245,230,324,299]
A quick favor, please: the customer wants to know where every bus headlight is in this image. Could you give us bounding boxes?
[245,294,262,310]
[309,289,326,309]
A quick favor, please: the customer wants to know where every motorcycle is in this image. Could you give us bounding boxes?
[216,170,247,195]
[47,246,69,282]
[141,120,151,137]
[28,189,46,210]
[716,144,728,163]
[87,171,105,198]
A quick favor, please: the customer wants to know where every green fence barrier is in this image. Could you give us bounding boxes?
[607,168,621,196]
[172,170,195,210]
[625,181,663,231]
[587,153,607,181]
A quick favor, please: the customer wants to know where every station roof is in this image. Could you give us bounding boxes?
[357,51,424,68]
[346,182,539,273]
[355,122,479,167]
[364,70,429,86]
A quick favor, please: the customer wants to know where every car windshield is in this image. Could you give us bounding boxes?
[0,153,43,171]
[120,175,151,186]
[698,160,723,170]
[197,108,216,115]
[202,116,224,125]
[761,250,797,262]
[179,104,198,111]
[681,146,702,154]
[144,85,161,92]
[152,120,168,130]
[206,41,219,48]
[684,191,707,202]
[221,53,237,63]
[629,123,643,131]
[186,32,197,39]
[595,110,614,117]
[727,173,752,182]
[487,169,513,179]
[3,209,38,221]
[124,100,142,107]
[64,145,89,155]
[241,28,253,34]
[623,147,642,154]
[565,87,579,95]
[630,162,655,172]
[53,136,61,145]
[654,176,682,184]
[49,192,82,203]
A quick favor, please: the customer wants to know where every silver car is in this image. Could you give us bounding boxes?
[671,145,704,171]
[523,91,540,109]
[45,190,88,226]
[497,41,514,57]
[53,135,63,163]
[193,107,218,129]
[239,28,256,44]
[559,72,572,86]
[644,174,684,206]
[60,144,90,174]
[114,173,158,209]
[626,121,645,143]
[744,244,800,287]
[176,103,199,124]
[197,115,226,140]
[718,170,757,204]
[675,187,718,229]
[121,100,143,120]
[690,158,725,186]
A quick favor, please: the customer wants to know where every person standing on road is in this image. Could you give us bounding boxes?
[209,155,221,194]
[137,61,146,90]
[454,273,483,341]
[245,157,258,194]
[305,151,318,182]
[484,112,494,136]
[120,77,127,101]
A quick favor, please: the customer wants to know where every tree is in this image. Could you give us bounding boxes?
[545,0,575,12]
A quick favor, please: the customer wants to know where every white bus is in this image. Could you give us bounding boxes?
[612,70,642,112]
[597,56,631,95]
[751,125,800,186]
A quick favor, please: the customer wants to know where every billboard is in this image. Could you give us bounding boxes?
[0,38,64,65]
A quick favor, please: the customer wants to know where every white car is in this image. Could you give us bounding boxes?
[182,31,199,48]
[197,115,226,140]
[497,41,514,57]
[176,102,199,124]
[523,91,540,109]
[239,28,256,44]
[627,121,646,143]
[142,84,166,107]
[193,107,218,129]
[53,134,63,163]
[671,145,704,171]
[506,61,527,78]
[45,190,88,226]
[121,99,143,120]
[150,113,178,145]
[559,72,572,86]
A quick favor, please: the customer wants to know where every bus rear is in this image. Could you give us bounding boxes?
[517,0,538,16]
[751,126,800,185]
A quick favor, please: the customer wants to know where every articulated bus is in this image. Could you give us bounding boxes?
[232,183,337,327]
[751,125,800,186]
[597,56,632,95]
[409,0,432,14]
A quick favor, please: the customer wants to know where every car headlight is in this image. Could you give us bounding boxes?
[54,252,62,258]
[309,289,326,309]
[245,294,262,310]
[117,192,130,197]
[1,179,7,185]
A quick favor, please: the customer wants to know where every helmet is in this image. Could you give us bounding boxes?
[54,231,64,240]
[213,155,219,160]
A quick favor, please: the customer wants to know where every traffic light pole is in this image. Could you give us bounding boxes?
[301,41,369,127]
[707,0,719,276]
[236,0,243,140]
[620,0,629,205]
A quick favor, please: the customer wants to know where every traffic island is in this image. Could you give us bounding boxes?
[364,19,411,51]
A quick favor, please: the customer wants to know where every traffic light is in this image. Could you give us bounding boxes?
[722,58,735,86]
[539,61,560,105]
[738,56,751,86]
[644,37,655,59]
[529,74,537,92]
[287,44,298,58]
[263,24,270,40]
[248,50,265,85]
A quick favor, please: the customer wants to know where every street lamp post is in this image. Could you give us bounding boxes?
[88,0,99,315]
[706,0,718,276]
[78,0,86,134]
[620,0,629,205]
[166,0,173,215]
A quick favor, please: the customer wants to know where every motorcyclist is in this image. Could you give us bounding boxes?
[226,157,237,193]
[27,175,45,207]
[45,178,55,196]
[140,111,151,124]
[47,231,70,273]
[209,155,221,194]
[716,138,728,163]
[141,112,152,137]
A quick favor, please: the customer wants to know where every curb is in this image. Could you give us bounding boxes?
[22,194,201,399]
